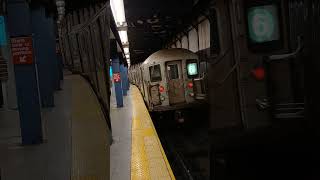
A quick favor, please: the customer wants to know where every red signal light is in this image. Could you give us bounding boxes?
[251,67,265,81]
[159,85,165,93]
[187,82,193,88]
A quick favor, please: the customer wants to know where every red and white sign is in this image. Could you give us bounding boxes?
[11,36,34,64]
[113,72,121,83]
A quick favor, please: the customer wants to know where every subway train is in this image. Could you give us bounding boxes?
[163,0,316,179]
[164,0,308,130]
[58,3,113,129]
[129,48,206,113]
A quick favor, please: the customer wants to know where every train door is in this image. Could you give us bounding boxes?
[225,0,299,127]
[143,67,150,104]
[148,64,162,106]
[166,60,185,104]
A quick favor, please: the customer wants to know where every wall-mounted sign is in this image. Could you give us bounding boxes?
[11,36,34,64]
[0,16,7,46]
[113,72,121,82]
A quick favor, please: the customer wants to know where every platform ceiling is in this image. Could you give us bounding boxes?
[55,0,211,64]
[124,0,211,64]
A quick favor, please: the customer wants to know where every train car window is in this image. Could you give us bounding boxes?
[186,59,199,78]
[245,1,282,51]
[149,65,162,82]
[168,64,179,80]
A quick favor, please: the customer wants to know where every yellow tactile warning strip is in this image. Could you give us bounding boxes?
[71,75,110,180]
[131,85,175,180]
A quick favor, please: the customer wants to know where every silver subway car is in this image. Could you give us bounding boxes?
[129,48,202,112]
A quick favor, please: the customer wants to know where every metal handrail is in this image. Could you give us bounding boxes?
[267,36,304,62]
[194,72,206,81]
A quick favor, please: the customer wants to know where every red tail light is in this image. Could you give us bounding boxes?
[159,86,165,93]
[251,67,265,81]
[187,82,193,88]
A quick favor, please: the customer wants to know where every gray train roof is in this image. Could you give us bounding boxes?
[142,48,198,65]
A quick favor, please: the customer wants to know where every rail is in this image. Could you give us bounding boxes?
[194,72,205,81]
[266,36,304,62]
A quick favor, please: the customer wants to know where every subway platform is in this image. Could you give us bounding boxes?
[110,85,175,180]
[0,72,174,180]
[0,73,110,180]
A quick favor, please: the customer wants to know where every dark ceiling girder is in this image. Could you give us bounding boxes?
[124,0,200,64]
[28,0,109,16]
[164,0,213,46]
[122,0,216,64]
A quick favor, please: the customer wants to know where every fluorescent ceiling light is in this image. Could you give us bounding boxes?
[124,47,129,54]
[119,30,128,44]
[110,0,130,52]
[110,0,126,26]
[125,54,130,59]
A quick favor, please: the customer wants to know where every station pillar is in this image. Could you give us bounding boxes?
[120,64,127,96]
[7,0,43,144]
[31,6,56,107]
[46,15,60,91]
[112,58,123,107]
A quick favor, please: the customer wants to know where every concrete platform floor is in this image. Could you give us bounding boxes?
[110,86,132,180]
[0,74,111,180]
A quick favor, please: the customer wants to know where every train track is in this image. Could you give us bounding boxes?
[160,134,194,180]
[153,110,209,180]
